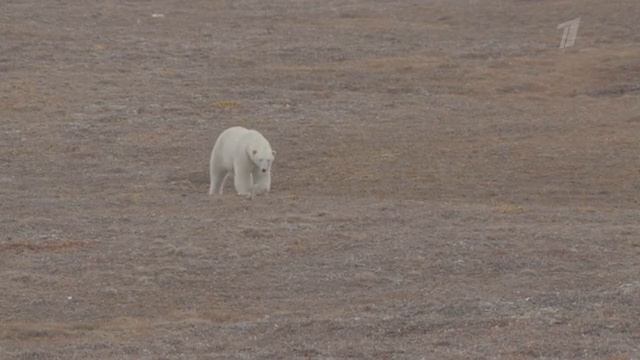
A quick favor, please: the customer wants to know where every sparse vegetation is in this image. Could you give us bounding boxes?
[1,0,639,359]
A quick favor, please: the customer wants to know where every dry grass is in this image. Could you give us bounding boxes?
[0,240,90,254]
[1,0,639,359]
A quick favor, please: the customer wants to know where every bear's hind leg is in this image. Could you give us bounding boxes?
[214,171,229,195]
[209,168,228,195]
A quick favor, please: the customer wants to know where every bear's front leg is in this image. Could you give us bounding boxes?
[233,161,253,198]
[251,168,271,197]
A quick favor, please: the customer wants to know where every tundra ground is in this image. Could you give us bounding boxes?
[1,1,639,359]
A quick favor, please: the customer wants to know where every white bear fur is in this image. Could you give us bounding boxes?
[208,126,275,198]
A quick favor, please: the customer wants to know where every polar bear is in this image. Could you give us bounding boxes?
[208,126,275,198]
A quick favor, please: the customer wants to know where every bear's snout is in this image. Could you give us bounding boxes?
[261,168,267,173]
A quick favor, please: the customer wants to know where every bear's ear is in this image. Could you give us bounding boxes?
[272,150,277,156]
[252,149,257,155]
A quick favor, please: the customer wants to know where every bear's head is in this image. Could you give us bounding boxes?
[248,146,275,173]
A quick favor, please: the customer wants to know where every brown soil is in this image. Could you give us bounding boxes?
[1,0,639,359]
